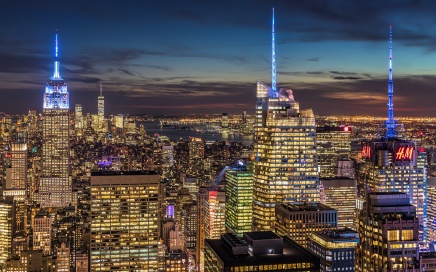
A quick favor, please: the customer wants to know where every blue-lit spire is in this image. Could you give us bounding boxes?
[44,31,69,109]
[271,7,277,93]
[51,31,61,80]
[385,26,397,138]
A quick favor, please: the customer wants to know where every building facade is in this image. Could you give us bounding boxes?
[90,171,164,271]
[320,178,357,229]
[225,162,253,236]
[33,210,52,256]
[316,126,352,178]
[204,189,226,240]
[356,193,420,272]
[75,104,83,131]
[0,200,12,267]
[275,203,337,248]
[427,177,436,243]
[308,228,359,272]
[9,143,27,191]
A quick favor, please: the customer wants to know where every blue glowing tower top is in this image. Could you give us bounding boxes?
[44,32,69,109]
[271,7,277,97]
[51,33,61,80]
[385,26,397,138]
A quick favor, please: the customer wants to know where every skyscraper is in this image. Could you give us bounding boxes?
[225,161,253,236]
[0,200,12,267]
[39,33,72,208]
[355,193,419,271]
[197,187,226,271]
[308,228,359,272]
[90,171,164,271]
[204,189,226,239]
[188,137,204,175]
[33,209,52,256]
[75,104,83,131]
[275,203,337,248]
[252,9,319,231]
[6,143,27,193]
[221,113,229,134]
[427,177,436,243]
[97,83,104,130]
[55,242,70,272]
[357,27,427,241]
[320,178,357,229]
[316,126,352,178]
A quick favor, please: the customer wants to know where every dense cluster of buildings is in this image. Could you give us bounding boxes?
[2,9,436,272]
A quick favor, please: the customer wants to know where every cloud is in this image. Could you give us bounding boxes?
[67,75,101,84]
[332,76,362,80]
[118,68,141,77]
[131,64,171,72]
[306,57,320,62]
[0,53,47,73]
[322,91,387,103]
[329,71,358,75]
[278,71,325,76]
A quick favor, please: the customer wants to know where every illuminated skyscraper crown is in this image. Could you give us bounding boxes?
[43,32,69,109]
[385,26,397,138]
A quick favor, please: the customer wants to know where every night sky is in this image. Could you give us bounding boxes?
[1,0,436,116]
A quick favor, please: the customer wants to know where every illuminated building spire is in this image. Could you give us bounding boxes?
[44,31,69,110]
[271,7,276,93]
[51,31,61,80]
[100,83,103,96]
[385,26,397,138]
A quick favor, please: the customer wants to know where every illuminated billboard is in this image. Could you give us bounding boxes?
[394,143,414,162]
[362,145,371,159]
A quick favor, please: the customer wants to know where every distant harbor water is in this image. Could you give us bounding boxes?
[141,121,254,146]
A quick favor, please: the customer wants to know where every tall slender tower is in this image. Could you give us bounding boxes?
[252,9,319,231]
[385,26,398,138]
[97,83,104,129]
[39,33,72,208]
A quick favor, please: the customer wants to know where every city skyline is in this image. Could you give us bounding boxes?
[2,1,436,116]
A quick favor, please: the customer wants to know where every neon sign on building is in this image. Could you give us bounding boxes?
[362,145,371,158]
[395,145,414,161]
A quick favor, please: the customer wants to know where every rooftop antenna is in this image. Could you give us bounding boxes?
[271,7,277,94]
[100,83,103,96]
[51,30,61,79]
[385,26,397,138]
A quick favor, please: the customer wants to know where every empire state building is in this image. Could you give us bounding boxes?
[39,33,72,208]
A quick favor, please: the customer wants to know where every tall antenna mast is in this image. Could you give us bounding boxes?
[386,26,397,138]
[100,83,103,96]
[52,30,61,79]
[271,7,276,93]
